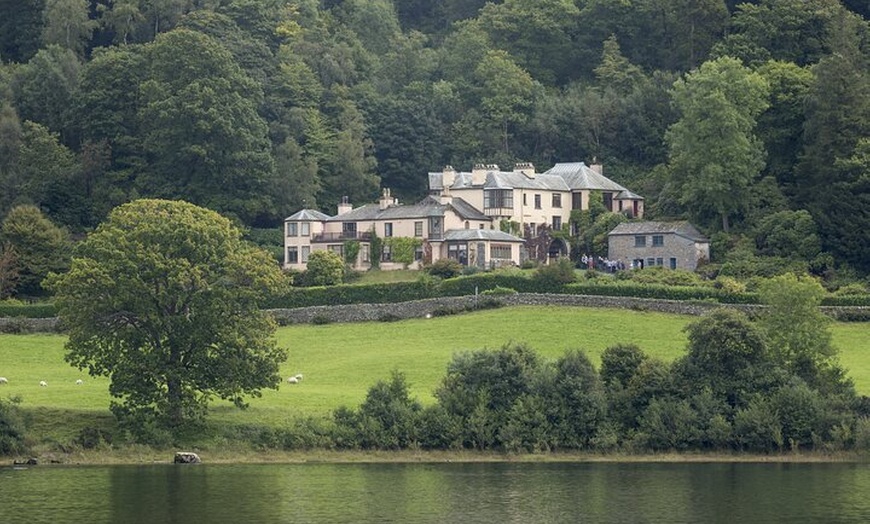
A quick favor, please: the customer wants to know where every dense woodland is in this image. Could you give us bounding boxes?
[0,0,869,294]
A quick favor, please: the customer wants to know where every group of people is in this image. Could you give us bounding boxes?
[580,254,628,273]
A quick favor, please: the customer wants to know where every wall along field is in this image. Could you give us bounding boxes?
[1,306,868,431]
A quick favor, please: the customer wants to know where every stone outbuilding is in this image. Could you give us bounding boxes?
[607,221,710,271]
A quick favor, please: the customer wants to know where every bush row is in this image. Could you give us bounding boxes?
[4,274,868,318]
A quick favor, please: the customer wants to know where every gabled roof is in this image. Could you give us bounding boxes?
[322,196,490,223]
[448,197,489,220]
[285,209,331,221]
[615,189,644,200]
[429,162,632,193]
[443,229,525,242]
[543,162,627,192]
[608,221,709,242]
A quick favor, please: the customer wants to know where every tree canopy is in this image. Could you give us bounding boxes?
[47,199,288,432]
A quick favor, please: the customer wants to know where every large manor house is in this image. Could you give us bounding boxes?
[283,162,708,272]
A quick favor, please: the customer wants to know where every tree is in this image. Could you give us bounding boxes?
[677,308,779,410]
[42,0,96,56]
[137,29,277,225]
[665,56,770,231]
[305,250,344,286]
[0,204,70,297]
[757,273,842,391]
[46,199,288,431]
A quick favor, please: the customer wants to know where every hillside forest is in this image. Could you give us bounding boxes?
[0,0,869,296]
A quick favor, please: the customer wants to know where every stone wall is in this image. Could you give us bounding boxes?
[268,293,767,325]
[3,295,867,331]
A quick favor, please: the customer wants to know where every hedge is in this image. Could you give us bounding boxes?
[265,280,438,309]
[565,282,761,304]
[0,303,58,318]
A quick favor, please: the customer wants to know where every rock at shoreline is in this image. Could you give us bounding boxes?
[173,452,201,464]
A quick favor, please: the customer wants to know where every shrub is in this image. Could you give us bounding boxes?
[0,396,27,456]
[427,258,462,279]
[481,286,517,296]
[533,258,576,290]
[306,251,345,286]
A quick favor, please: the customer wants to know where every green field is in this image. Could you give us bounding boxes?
[1,306,868,435]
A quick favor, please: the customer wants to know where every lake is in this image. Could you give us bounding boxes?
[2,462,869,523]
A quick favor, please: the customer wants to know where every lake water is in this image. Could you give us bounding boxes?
[2,461,869,523]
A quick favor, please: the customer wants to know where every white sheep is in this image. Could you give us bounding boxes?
[0,377,8,385]
[75,379,83,385]
[287,376,299,384]
[295,374,303,382]
[39,380,47,387]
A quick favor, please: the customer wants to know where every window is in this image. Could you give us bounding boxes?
[382,245,392,262]
[328,245,343,256]
[523,194,527,206]
[529,222,536,234]
[670,257,677,269]
[534,194,541,209]
[552,216,562,229]
[287,247,298,264]
[656,257,663,267]
[464,221,470,229]
[647,257,655,267]
[572,192,582,210]
[361,244,370,263]
[301,222,310,236]
[635,236,646,247]
[286,223,298,237]
[415,221,423,237]
[603,192,613,211]
[484,189,513,209]
[342,222,356,237]
[491,244,512,259]
[552,194,562,208]
[384,223,393,237]
[301,246,310,263]
[480,224,485,229]
[415,246,424,261]
[652,235,664,247]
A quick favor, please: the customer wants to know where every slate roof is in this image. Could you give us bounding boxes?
[323,196,488,223]
[543,162,628,192]
[443,229,525,242]
[429,162,640,195]
[607,221,709,242]
[285,209,331,221]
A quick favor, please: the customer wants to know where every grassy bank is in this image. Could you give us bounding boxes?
[1,305,868,451]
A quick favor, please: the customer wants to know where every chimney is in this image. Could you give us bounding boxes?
[471,163,490,186]
[442,165,456,190]
[514,162,535,178]
[337,196,352,215]
[379,188,395,210]
[590,159,603,175]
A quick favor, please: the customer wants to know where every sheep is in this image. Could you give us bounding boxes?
[75,379,84,385]
[286,376,299,384]
[39,380,47,387]
[295,374,303,382]
[0,377,8,385]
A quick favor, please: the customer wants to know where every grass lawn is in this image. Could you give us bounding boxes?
[1,306,868,434]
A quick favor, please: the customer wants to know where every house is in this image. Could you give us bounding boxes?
[607,221,710,271]
[428,162,644,258]
[284,161,646,272]
[283,189,526,271]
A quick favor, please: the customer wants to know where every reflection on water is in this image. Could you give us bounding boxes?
[2,462,870,523]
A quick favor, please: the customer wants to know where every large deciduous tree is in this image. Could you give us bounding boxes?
[137,29,277,225]
[46,199,288,431]
[665,56,770,231]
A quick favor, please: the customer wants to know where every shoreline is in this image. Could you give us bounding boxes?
[11,448,870,466]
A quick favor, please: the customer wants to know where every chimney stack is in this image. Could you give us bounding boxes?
[337,196,353,215]
[379,188,396,210]
[442,165,456,190]
[514,162,535,178]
